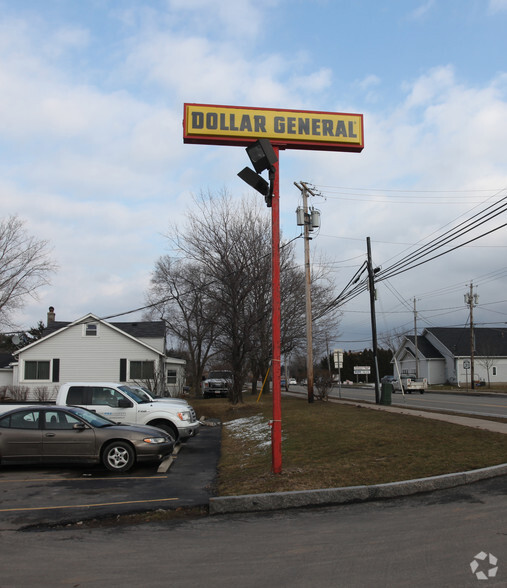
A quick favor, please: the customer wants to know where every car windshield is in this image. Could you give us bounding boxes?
[119,385,148,403]
[68,406,116,428]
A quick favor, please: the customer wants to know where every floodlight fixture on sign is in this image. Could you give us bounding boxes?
[238,138,278,207]
[246,138,278,173]
[237,167,269,197]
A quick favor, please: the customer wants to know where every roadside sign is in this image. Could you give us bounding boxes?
[333,349,343,369]
[354,366,371,375]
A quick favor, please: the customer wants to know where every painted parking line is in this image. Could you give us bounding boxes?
[0,497,179,513]
[0,475,168,483]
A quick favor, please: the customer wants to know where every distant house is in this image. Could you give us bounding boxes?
[12,308,185,399]
[393,327,507,385]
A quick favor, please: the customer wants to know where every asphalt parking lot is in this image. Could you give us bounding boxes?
[0,426,221,531]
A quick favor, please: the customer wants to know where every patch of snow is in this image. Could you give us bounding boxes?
[224,415,272,448]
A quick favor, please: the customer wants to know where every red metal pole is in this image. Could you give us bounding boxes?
[271,150,282,474]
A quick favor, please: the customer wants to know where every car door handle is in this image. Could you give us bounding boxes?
[45,433,56,437]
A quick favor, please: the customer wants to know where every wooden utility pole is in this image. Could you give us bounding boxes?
[414,298,419,378]
[295,181,319,403]
[465,283,479,390]
[366,237,381,404]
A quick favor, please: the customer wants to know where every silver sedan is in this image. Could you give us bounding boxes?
[0,405,174,472]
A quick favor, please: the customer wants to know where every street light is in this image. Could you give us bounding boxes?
[238,138,278,207]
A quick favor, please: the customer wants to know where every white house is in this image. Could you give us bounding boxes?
[11,309,186,399]
[393,327,507,386]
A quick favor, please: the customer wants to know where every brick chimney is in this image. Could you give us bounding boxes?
[47,306,55,326]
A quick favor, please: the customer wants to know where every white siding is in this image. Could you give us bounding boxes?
[137,337,165,353]
[0,368,13,387]
[16,321,163,397]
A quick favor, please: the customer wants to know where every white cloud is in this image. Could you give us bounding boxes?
[2,0,507,346]
[293,66,507,344]
[406,0,435,21]
[488,0,507,13]
[166,0,273,40]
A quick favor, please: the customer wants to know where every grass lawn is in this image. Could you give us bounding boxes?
[190,395,507,496]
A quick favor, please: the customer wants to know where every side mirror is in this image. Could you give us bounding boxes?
[118,398,133,408]
[73,422,87,430]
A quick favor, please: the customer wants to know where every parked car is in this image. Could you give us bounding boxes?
[381,375,397,384]
[289,378,297,385]
[0,405,175,472]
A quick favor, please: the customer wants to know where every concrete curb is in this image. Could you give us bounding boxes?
[209,462,507,515]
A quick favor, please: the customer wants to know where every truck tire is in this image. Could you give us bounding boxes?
[102,441,135,472]
[150,420,178,442]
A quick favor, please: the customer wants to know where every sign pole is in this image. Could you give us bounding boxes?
[271,150,282,474]
[183,102,364,476]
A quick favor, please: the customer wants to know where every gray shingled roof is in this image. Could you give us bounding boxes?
[425,327,507,357]
[406,335,443,359]
[43,320,165,339]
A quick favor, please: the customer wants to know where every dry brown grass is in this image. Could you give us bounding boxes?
[190,394,507,496]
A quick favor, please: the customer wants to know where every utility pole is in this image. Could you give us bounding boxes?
[295,181,321,403]
[414,298,419,378]
[464,283,479,390]
[366,237,381,404]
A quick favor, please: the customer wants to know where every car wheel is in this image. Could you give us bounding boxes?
[102,441,135,472]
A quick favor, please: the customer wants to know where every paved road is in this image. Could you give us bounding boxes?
[291,385,507,419]
[1,475,505,587]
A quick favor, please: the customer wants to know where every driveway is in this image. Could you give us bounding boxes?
[0,426,220,531]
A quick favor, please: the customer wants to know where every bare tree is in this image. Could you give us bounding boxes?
[145,258,216,396]
[0,216,57,328]
[147,190,341,404]
[478,347,495,388]
[179,192,273,404]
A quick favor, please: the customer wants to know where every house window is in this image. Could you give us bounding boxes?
[24,360,50,381]
[130,361,155,380]
[492,367,497,376]
[167,370,177,385]
[84,323,98,336]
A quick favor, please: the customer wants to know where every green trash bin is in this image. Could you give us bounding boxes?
[380,382,392,405]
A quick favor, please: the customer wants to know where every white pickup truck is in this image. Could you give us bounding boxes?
[201,370,233,398]
[56,382,200,441]
[393,376,428,394]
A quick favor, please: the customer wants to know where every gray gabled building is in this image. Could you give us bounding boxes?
[393,327,507,385]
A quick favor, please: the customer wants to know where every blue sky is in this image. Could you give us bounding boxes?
[2,0,507,352]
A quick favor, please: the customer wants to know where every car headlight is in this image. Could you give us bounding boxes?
[177,411,191,422]
[143,437,168,444]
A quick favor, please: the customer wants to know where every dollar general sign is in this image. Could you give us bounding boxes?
[183,103,364,152]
